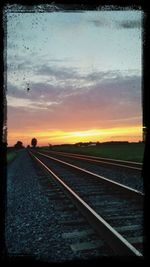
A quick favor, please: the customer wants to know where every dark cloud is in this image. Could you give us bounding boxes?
[35,65,79,80]
[7,55,78,83]
[90,18,111,28]
[7,80,79,108]
[60,75,141,112]
[118,19,141,29]
[90,18,141,30]
[6,77,90,104]
[84,70,123,82]
[7,70,141,107]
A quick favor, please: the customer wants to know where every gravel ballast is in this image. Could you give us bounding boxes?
[5,149,143,262]
[5,149,93,263]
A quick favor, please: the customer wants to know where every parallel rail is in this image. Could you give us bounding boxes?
[29,150,143,257]
[42,150,142,171]
[37,151,144,201]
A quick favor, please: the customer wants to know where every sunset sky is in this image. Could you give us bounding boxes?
[6,6,143,146]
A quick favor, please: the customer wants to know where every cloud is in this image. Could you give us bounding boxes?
[7,70,141,106]
[35,65,79,80]
[8,71,142,136]
[89,17,141,30]
[7,68,142,135]
[84,70,122,82]
[7,95,59,110]
[50,73,142,128]
[118,19,141,29]
[7,81,58,100]
[90,18,112,28]
[7,56,80,89]
[59,75,141,129]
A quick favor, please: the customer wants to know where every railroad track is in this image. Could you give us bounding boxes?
[29,149,144,257]
[37,150,143,193]
[40,150,142,171]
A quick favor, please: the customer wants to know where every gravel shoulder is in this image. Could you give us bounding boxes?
[5,149,83,263]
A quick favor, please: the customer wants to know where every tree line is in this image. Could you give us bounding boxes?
[14,138,37,149]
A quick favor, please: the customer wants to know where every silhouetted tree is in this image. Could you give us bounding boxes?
[14,141,24,149]
[31,138,37,148]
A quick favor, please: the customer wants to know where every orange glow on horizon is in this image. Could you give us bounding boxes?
[7,125,143,146]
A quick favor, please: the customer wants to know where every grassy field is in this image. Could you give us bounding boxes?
[7,149,23,163]
[43,142,145,163]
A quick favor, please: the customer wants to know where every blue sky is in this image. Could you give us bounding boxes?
[5,7,143,145]
[7,10,142,74]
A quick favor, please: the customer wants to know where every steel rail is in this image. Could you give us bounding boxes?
[37,151,144,199]
[46,151,142,171]
[29,151,142,256]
